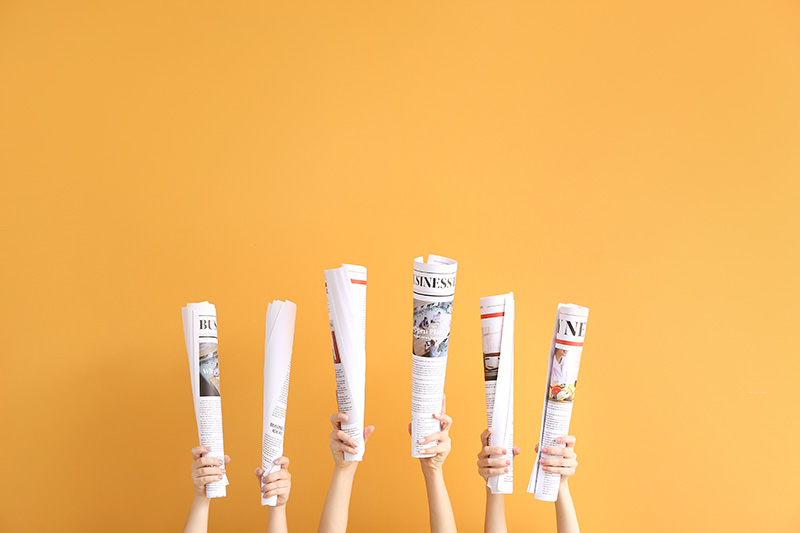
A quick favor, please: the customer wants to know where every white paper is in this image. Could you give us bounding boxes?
[261,300,297,506]
[324,264,367,461]
[411,254,458,458]
[527,303,589,501]
[480,292,515,494]
[181,301,228,498]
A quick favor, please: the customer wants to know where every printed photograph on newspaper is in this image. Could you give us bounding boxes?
[199,342,221,397]
[412,299,453,358]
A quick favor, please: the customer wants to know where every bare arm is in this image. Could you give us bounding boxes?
[538,436,579,533]
[477,428,520,533]
[415,396,457,533]
[255,456,292,533]
[318,413,375,533]
[183,446,228,533]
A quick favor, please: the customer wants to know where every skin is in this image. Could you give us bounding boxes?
[410,395,457,533]
[183,446,229,533]
[317,413,375,533]
[477,432,580,533]
[183,446,292,533]
[255,456,293,533]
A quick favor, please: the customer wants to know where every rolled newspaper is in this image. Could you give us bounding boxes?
[411,255,457,458]
[324,264,367,461]
[261,300,297,506]
[480,292,515,494]
[181,301,228,498]
[527,303,589,501]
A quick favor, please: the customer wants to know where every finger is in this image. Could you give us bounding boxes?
[480,428,491,447]
[254,467,264,482]
[541,446,576,459]
[263,485,292,498]
[540,457,577,468]
[441,393,447,414]
[193,456,224,469]
[513,446,521,456]
[196,474,225,487]
[264,469,290,483]
[424,444,450,455]
[191,446,210,460]
[481,446,507,457]
[418,431,444,445]
[364,425,375,444]
[557,435,577,447]
[330,413,348,430]
[434,412,453,431]
[331,440,358,455]
[224,455,231,465]
[479,467,509,477]
[336,430,358,447]
[194,467,224,478]
[262,479,291,492]
[478,457,510,468]
[534,443,540,454]
[407,422,411,436]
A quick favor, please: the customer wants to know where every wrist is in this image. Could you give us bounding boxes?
[268,503,287,513]
[421,463,444,481]
[333,464,358,478]
[192,494,211,505]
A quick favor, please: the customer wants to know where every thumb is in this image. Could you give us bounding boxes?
[364,425,375,443]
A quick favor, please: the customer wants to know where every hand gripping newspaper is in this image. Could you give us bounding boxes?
[528,303,589,501]
[480,292,515,494]
[181,301,229,498]
[411,255,458,458]
[261,300,297,506]
[324,264,367,461]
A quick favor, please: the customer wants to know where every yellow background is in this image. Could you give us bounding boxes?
[2,1,798,531]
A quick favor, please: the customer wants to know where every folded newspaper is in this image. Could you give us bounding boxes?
[261,300,297,506]
[324,264,367,461]
[480,292,515,494]
[182,301,229,498]
[411,255,457,458]
[528,303,589,501]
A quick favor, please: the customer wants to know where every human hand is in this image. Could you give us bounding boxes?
[410,395,452,475]
[254,456,291,507]
[536,435,578,482]
[329,413,375,471]
[477,428,520,481]
[189,446,230,498]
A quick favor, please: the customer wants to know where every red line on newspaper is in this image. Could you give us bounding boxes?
[557,339,584,347]
[350,279,366,285]
[480,312,504,319]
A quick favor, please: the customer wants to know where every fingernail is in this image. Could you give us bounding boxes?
[218,475,224,480]
[556,437,562,443]
[504,468,509,473]
[502,449,507,454]
[542,466,548,471]
[418,438,425,444]
[542,447,548,453]
[274,459,280,464]
[506,460,511,465]
[540,459,545,464]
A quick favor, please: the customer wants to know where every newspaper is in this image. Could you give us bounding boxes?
[324,264,367,461]
[411,255,458,458]
[261,300,297,506]
[480,292,515,494]
[527,303,590,501]
[181,301,229,498]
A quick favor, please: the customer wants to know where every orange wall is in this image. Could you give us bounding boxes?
[1,1,798,531]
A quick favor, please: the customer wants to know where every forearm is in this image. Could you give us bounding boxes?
[318,467,356,533]
[484,487,507,533]
[267,505,288,533]
[183,496,210,533]
[423,468,457,533]
[555,480,579,533]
